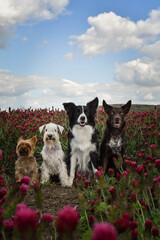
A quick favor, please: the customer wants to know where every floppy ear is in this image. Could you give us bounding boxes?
[57,125,64,134]
[30,136,37,148]
[39,124,46,133]
[103,100,112,114]
[122,100,132,115]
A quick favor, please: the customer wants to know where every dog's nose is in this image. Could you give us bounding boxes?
[115,118,120,123]
[48,134,52,139]
[80,116,85,121]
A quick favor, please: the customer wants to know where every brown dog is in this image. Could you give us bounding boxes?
[100,100,131,174]
[15,136,39,186]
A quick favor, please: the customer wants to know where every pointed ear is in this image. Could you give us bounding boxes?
[63,102,76,117]
[18,136,23,142]
[39,124,46,133]
[103,100,112,114]
[87,97,99,109]
[122,100,132,115]
[57,125,64,134]
[30,136,37,147]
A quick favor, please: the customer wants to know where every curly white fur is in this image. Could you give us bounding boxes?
[39,123,70,187]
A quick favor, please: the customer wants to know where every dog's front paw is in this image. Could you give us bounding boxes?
[62,182,72,187]
[68,178,74,187]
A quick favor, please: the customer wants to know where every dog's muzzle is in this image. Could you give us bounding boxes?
[79,116,87,127]
[19,147,29,156]
[46,134,56,142]
[113,118,121,128]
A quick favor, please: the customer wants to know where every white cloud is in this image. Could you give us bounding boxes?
[0,0,69,48]
[115,57,160,87]
[141,40,160,59]
[71,9,160,55]
[37,40,48,47]
[64,52,74,60]
[0,69,160,110]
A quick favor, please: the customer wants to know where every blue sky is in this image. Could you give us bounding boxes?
[0,0,160,109]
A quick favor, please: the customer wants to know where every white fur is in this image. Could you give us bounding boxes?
[108,136,122,154]
[39,123,70,187]
[69,124,97,186]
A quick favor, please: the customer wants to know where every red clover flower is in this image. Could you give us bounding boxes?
[91,222,117,240]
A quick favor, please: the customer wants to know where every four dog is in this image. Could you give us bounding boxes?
[63,97,99,186]
[15,98,131,186]
[15,136,39,186]
[100,100,131,174]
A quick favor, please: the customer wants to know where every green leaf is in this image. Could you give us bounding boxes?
[82,229,92,240]
[97,202,107,212]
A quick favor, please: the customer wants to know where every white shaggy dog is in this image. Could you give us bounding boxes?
[39,123,70,187]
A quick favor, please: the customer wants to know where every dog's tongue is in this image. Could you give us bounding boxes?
[114,123,120,128]
[80,122,85,126]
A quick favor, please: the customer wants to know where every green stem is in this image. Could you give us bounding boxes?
[84,209,90,229]
[2,231,7,240]
[137,200,145,225]
[148,188,155,210]
[53,222,57,240]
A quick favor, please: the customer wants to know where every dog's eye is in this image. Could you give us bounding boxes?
[45,129,47,132]
[76,109,81,114]
[120,112,124,115]
[111,112,114,115]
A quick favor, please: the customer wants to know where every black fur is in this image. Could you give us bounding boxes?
[63,97,99,179]
[100,100,131,174]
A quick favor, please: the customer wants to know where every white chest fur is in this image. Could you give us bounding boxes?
[108,136,122,154]
[70,125,96,172]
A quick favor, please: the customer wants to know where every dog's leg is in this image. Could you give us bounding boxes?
[68,155,77,186]
[103,157,108,174]
[90,151,98,174]
[40,162,50,184]
[59,161,70,187]
[30,169,39,186]
[15,171,23,183]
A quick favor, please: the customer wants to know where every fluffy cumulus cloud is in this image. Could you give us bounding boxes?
[0,0,69,48]
[0,69,160,110]
[71,9,160,55]
[115,57,160,87]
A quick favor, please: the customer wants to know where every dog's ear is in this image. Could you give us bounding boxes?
[87,97,98,110]
[103,100,112,114]
[30,136,37,148]
[39,124,46,133]
[122,100,132,115]
[57,125,64,134]
[63,102,76,117]
[87,97,98,117]
[18,136,23,142]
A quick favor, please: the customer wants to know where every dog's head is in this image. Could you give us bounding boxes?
[63,97,99,129]
[39,123,64,146]
[16,136,37,157]
[103,100,131,129]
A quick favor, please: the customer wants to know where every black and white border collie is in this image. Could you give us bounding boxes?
[63,97,99,186]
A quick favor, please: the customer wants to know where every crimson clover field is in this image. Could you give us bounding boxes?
[0,106,160,239]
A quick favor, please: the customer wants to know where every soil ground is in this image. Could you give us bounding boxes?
[24,183,79,239]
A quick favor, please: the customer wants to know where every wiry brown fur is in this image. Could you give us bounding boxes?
[15,136,39,186]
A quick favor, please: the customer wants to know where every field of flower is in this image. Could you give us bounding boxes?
[0,106,160,239]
